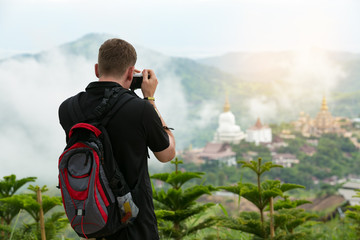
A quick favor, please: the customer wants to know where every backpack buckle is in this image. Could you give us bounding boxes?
[76,209,85,216]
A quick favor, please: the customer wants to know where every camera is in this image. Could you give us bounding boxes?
[130,73,143,90]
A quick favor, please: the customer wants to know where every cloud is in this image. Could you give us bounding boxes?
[0,50,93,184]
[241,49,346,125]
[0,44,196,182]
[247,97,278,123]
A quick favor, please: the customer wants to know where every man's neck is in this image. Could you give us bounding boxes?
[99,76,124,86]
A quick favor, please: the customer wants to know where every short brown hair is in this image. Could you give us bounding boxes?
[98,38,137,77]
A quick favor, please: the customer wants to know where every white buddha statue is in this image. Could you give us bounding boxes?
[214,97,245,144]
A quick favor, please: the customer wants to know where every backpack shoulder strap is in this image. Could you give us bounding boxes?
[100,91,134,126]
[67,92,86,123]
[85,87,133,125]
[68,87,134,125]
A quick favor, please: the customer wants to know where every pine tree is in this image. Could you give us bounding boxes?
[345,189,360,236]
[0,179,68,240]
[0,174,37,225]
[218,158,317,239]
[0,174,36,239]
[151,158,218,240]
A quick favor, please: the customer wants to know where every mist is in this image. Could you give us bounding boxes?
[0,49,93,184]
[239,49,347,125]
[0,38,217,184]
[0,34,357,184]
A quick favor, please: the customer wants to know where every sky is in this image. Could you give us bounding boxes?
[0,0,359,183]
[1,0,360,59]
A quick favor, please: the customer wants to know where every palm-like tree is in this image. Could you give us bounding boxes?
[20,185,66,239]
[151,158,218,240]
[0,174,36,225]
[218,158,316,239]
[1,185,66,240]
[0,174,36,238]
[0,174,67,239]
[345,189,360,236]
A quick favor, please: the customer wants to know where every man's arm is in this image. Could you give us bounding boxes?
[141,69,176,163]
[147,100,176,162]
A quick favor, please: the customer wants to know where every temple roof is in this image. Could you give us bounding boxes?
[248,117,271,131]
[255,118,262,128]
[199,143,235,160]
[249,118,264,130]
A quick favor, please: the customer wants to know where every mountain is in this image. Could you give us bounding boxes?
[1,33,360,183]
[198,51,295,82]
[0,33,243,183]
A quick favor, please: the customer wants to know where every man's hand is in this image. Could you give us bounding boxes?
[141,69,158,98]
[139,69,176,162]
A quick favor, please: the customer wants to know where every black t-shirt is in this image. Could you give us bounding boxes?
[58,81,169,240]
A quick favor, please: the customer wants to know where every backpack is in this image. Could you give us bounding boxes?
[58,87,139,238]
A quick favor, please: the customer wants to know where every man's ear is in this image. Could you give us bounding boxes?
[126,66,135,81]
[95,63,100,78]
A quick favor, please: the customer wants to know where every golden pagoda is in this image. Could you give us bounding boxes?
[294,96,343,137]
[312,96,338,135]
[321,96,328,111]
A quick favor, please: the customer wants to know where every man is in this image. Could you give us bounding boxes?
[58,38,176,239]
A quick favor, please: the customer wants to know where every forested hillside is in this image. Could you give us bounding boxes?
[1,33,360,183]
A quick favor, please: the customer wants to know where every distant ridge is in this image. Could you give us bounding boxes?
[59,33,115,60]
[198,49,360,93]
[1,33,360,182]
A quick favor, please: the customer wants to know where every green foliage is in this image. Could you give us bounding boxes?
[218,158,316,239]
[303,215,359,239]
[273,208,318,234]
[153,186,216,211]
[272,198,311,211]
[152,172,204,190]
[0,175,68,240]
[0,175,37,198]
[269,123,295,135]
[307,134,358,179]
[0,222,13,237]
[231,131,360,193]
[0,175,37,225]
[170,58,226,103]
[152,158,218,240]
[232,141,272,163]
[5,185,63,223]
[238,159,283,176]
[21,211,68,240]
[345,189,360,236]
[219,213,266,239]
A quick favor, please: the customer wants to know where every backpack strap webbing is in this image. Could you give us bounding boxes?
[69,87,133,126]
[69,87,137,195]
[91,87,124,121]
[68,92,86,124]
[99,89,134,127]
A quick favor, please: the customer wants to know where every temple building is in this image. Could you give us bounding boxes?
[199,143,237,166]
[272,153,299,168]
[213,97,245,144]
[246,118,272,145]
[339,181,360,206]
[294,96,343,137]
